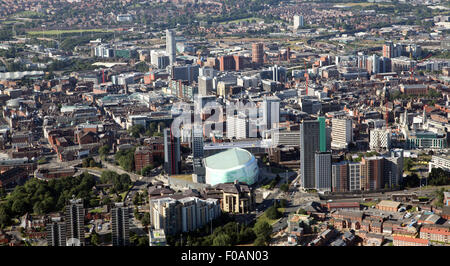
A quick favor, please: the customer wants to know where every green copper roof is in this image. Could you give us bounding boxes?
[204,148,253,170]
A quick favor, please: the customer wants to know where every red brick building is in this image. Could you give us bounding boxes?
[134,142,164,173]
[75,131,99,145]
[419,224,450,244]
[393,235,429,246]
[219,55,244,71]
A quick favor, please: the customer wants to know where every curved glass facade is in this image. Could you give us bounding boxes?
[205,156,259,186]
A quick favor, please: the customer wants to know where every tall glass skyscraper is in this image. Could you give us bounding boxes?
[166,29,176,65]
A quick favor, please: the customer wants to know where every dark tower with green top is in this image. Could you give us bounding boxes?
[318,116,326,152]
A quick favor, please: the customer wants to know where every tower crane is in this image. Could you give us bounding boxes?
[409,53,432,80]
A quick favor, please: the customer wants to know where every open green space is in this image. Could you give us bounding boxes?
[220,17,263,25]
[336,2,394,7]
[361,201,377,208]
[89,208,103,213]
[27,29,114,36]
[119,191,128,202]
[14,11,44,18]
[256,208,284,226]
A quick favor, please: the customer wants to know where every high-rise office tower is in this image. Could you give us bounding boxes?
[164,128,181,175]
[314,151,332,191]
[270,65,287,82]
[332,161,348,192]
[192,125,205,179]
[166,29,176,65]
[198,76,213,96]
[111,202,130,246]
[46,217,66,246]
[262,96,280,131]
[151,50,170,69]
[293,15,304,30]
[331,118,353,149]
[300,120,320,189]
[252,43,264,65]
[65,198,85,246]
[170,64,200,83]
[192,125,204,159]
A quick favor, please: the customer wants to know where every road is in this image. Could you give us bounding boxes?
[100,158,142,182]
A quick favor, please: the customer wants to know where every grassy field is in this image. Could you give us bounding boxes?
[27,29,114,36]
[220,17,263,25]
[89,208,103,213]
[256,208,285,226]
[337,2,394,7]
[257,213,279,226]
[361,201,377,208]
[119,191,128,201]
[14,11,44,18]
[1,21,19,24]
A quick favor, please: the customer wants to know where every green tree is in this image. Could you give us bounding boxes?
[0,205,11,227]
[11,199,28,215]
[82,158,90,168]
[266,205,281,220]
[0,187,6,199]
[402,173,420,188]
[135,62,149,72]
[141,164,154,176]
[141,213,150,227]
[133,193,141,205]
[101,197,111,206]
[238,227,256,244]
[99,145,110,159]
[128,125,145,138]
[137,236,148,246]
[297,208,307,215]
[90,232,100,246]
[253,236,267,246]
[404,158,413,171]
[253,220,272,242]
[428,168,450,186]
[212,233,232,246]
